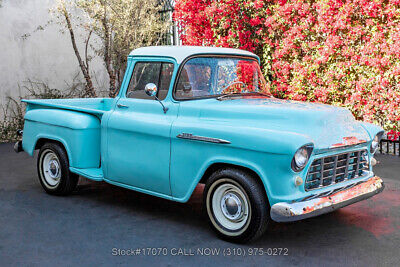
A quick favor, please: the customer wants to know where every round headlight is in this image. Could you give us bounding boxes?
[295,149,308,167]
[292,145,313,172]
[370,134,380,154]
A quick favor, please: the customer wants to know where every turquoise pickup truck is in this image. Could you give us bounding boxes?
[15,46,385,243]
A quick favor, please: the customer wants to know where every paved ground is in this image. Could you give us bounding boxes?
[0,143,399,266]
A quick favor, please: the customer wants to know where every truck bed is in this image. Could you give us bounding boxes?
[21,98,108,169]
[22,98,115,116]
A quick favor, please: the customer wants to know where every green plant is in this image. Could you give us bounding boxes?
[0,76,86,143]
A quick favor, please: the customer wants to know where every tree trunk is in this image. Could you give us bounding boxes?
[62,7,96,98]
[102,3,118,98]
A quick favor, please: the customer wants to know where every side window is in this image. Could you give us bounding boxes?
[158,63,174,100]
[126,62,174,100]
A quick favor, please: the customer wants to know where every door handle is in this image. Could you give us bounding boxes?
[117,104,129,109]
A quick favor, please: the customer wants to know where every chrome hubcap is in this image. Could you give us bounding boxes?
[42,151,61,187]
[48,160,60,178]
[221,193,242,221]
[209,181,250,233]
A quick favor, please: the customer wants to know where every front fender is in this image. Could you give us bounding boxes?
[170,119,315,205]
[169,137,307,205]
[171,156,271,203]
[358,121,384,139]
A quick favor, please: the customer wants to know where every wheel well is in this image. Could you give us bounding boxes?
[35,138,65,152]
[199,163,269,203]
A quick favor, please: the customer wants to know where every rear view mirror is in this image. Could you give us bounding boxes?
[144,83,157,97]
[144,83,168,114]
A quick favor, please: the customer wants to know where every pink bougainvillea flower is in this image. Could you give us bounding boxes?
[174,0,400,132]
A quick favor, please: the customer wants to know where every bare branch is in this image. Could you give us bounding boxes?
[85,30,93,72]
[61,3,96,97]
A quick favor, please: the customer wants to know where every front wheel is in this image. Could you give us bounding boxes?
[204,168,270,243]
[37,143,79,195]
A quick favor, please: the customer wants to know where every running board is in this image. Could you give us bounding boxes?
[69,167,104,181]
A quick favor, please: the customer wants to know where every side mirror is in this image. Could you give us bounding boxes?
[144,83,168,114]
[144,83,157,97]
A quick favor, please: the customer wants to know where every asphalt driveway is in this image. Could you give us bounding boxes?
[0,143,399,266]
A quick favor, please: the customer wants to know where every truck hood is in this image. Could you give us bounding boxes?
[198,97,371,150]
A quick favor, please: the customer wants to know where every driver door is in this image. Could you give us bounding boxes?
[106,60,176,196]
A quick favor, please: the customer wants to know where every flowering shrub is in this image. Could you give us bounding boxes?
[174,0,400,132]
[387,130,400,141]
[237,60,262,92]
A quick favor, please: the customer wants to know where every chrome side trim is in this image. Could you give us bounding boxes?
[177,133,231,144]
[271,176,384,222]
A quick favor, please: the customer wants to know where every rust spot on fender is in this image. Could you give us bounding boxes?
[331,136,367,148]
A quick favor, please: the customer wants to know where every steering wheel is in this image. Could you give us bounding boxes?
[219,81,246,94]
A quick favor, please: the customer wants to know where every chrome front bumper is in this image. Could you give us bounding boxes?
[270,176,384,222]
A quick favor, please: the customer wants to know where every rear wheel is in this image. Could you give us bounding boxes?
[37,143,79,195]
[204,168,270,243]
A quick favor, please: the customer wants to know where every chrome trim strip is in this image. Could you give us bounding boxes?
[176,133,231,144]
[319,157,325,187]
[271,176,384,222]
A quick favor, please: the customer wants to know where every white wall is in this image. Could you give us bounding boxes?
[0,0,108,116]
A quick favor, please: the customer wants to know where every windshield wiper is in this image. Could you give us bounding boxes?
[216,92,272,101]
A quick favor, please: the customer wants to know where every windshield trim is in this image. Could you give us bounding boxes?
[172,54,262,101]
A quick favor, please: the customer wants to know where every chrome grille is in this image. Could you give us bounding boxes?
[305,149,369,191]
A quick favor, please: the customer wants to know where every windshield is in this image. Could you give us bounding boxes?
[174,57,270,99]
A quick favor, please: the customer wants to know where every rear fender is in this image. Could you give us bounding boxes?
[22,109,101,168]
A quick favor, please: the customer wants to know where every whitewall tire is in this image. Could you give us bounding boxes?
[204,168,270,243]
[37,143,79,195]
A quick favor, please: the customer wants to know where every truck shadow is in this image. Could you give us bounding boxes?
[74,176,397,246]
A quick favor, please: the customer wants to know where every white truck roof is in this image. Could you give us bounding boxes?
[129,46,259,63]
